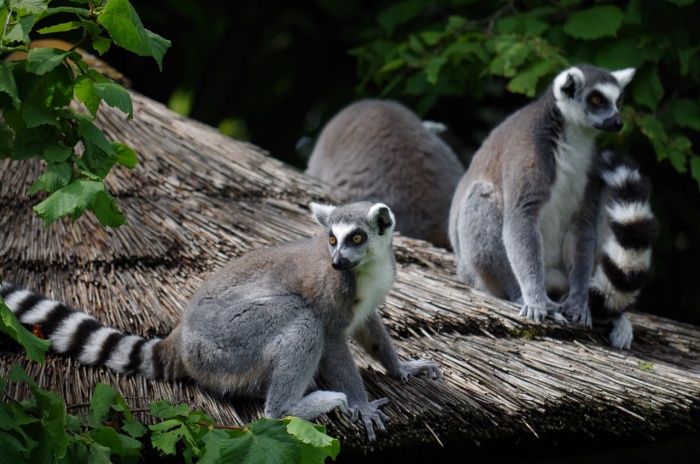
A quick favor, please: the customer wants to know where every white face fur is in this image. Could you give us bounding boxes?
[553,67,635,131]
[310,202,395,271]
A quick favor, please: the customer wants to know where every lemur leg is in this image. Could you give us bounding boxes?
[319,334,388,442]
[456,182,523,302]
[263,305,349,420]
[352,311,443,382]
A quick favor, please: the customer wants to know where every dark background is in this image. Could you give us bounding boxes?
[96,0,699,327]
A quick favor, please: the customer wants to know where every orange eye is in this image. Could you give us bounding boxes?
[591,96,602,105]
[352,235,363,244]
[329,236,337,245]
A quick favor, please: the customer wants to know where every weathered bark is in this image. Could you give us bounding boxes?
[1,90,698,460]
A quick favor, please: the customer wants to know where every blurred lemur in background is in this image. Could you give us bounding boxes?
[306,99,464,249]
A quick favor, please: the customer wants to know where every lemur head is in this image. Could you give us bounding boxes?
[310,201,395,271]
[552,65,635,132]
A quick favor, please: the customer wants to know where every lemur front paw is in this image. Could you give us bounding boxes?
[518,303,548,322]
[562,298,592,328]
[396,359,443,383]
[351,398,390,442]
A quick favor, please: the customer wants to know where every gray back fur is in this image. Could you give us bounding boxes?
[306,99,465,249]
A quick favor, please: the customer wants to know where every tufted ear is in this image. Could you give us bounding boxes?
[310,202,336,227]
[553,67,585,100]
[368,203,395,236]
[611,68,635,90]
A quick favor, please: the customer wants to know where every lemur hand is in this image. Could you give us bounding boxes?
[393,359,443,383]
[351,398,390,442]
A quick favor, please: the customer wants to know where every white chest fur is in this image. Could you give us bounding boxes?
[539,126,596,271]
[347,256,394,334]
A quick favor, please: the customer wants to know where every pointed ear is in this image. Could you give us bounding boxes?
[553,67,585,100]
[368,203,395,236]
[310,202,335,227]
[612,68,635,90]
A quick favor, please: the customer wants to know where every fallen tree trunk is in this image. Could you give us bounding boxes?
[1,89,698,461]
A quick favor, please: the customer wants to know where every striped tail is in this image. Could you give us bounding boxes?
[588,150,660,349]
[1,281,176,379]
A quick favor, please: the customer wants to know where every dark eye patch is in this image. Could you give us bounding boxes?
[587,90,609,108]
[344,229,367,246]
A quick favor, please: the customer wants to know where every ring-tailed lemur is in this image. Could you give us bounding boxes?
[448,64,658,349]
[1,201,442,442]
[306,99,465,249]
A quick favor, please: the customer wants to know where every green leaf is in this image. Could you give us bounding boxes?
[0,302,50,362]
[90,383,119,423]
[11,0,48,14]
[638,115,669,161]
[76,114,116,156]
[631,66,664,111]
[594,37,644,69]
[74,72,106,116]
[98,0,170,70]
[27,48,70,76]
[425,56,446,85]
[563,5,624,40]
[92,36,112,55]
[671,99,700,131]
[21,102,60,128]
[420,31,444,46]
[37,21,82,34]
[668,136,692,173]
[377,0,425,36]
[690,156,700,190]
[89,427,142,458]
[677,47,699,76]
[43,145,73,163]
[0,431,26,464]
[28,161,72,194]
[93,81,133,118]
[87,442,113,464]
[0,62,21,109]
[379,57,406,74]
[5,14,34,43]
[220,418,300,464]
[33,179,127,227]
[0,122,15,158]
[112,142,138,168]
[285,417,340,459]
[122,418,148,439]
[507,58,555,97]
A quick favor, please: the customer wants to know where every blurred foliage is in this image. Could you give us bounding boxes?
[55,0,700,324]
[351,0,700,189]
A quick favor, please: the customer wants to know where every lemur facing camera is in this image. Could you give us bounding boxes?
[1,201,442,442]
[306,99,465,249]
[449,65,659,349]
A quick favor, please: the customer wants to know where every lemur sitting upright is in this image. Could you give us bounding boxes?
[306,99,465,249]
[449,65,658,349]
[1,201,442,442]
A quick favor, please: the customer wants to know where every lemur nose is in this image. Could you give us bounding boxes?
[599,114,624,132]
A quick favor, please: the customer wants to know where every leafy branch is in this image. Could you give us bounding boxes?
[352,0,700,188]
[0,0,170,227]
[0,370,340,463]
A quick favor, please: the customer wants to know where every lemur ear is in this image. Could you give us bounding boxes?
[611,68,635,90]
[553,67,585,100]
[310,202,336,227]
[368,203,395,236]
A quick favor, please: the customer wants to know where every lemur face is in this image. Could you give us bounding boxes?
[553,66,635,133]
[311,202,395,271]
